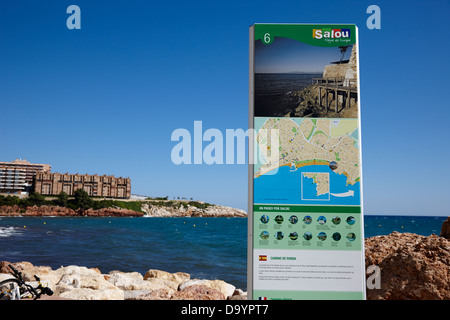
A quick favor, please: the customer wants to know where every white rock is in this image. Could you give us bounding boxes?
[59,288,124,300]
[107,272,146,291]
[57,274,81,288]
[0,273,14,282]
[55,265,115,291]
[55,265,100,278]
[179,279,236,298]
[143,269,189,285]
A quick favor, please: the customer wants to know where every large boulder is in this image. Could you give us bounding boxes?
[58,288,124,300]
[106,271,145,290]
[124,289,173,300]
[172,285,225,300]
[440,217,450,239]
[54,265,123,300]
[144,269,190,286]
[365,232,450,300]
[0,261,60,291]
[179,279,236,299]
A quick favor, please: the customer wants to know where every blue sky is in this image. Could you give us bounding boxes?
[1,0,449,215]
[255,37,351,73]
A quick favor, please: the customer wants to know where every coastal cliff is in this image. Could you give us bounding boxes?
[287,45,359,118]
[0,205,144,217]
[141,202,247,218]
[0,202,247,218]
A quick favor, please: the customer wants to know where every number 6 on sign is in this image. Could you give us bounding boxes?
[263,33,271,44]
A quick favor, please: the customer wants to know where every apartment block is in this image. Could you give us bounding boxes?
[0,159,51,193]
[34,172,131,199]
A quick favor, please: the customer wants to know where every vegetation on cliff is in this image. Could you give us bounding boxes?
[0,192,239,217]
[0,190,143,213]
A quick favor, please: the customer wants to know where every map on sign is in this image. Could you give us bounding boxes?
[254,117,361,205]
[302,172,330,200]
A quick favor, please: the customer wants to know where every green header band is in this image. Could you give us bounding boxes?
[254,24,356,47]
[254,204,361,214]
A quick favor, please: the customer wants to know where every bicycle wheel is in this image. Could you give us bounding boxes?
[0,278,21,300]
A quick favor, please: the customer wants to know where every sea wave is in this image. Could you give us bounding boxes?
[0,226,22,238]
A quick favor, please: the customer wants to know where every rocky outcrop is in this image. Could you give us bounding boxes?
[0,261,246,300]
[440,217,450,239]
[290,83,357,118]
[141,203,247,218]
[288,45,358,118]
[0,205,143,217]
[365,231,450,300]
[0,203,246,218]
[82,207,143,217]
[323,45,358,83]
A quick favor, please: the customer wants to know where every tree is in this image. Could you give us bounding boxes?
[73,189,94,210]
[55,191,69,207]
[28,192,46,206]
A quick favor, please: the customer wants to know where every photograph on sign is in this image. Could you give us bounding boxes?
[254,30,358,118]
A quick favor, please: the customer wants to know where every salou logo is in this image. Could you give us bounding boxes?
[313,28,350,39]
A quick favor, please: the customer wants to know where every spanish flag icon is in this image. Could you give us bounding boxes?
[259,255,267,261]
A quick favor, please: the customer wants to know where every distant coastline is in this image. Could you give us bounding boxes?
[0,193,247,218]
[255,159,330,178]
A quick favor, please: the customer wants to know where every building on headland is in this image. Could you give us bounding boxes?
[0,159,51,194]
[33,172,131,199]
[0,159,131,199]
[0,167,26,194]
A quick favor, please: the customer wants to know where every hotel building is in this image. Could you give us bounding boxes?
[34,172,131,199]
[0,159,51,193]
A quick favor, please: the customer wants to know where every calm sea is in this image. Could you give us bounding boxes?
[0,215,446,290]
[254,73,321,117]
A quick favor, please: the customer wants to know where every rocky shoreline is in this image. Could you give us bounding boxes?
[140,203,247,218]
[0,205,144,217]
[0,261,246,300]
[0,203,247,218]
[1,218,448,300]
[364,217,450,300]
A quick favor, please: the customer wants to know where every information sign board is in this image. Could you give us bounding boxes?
[248,24,365,300]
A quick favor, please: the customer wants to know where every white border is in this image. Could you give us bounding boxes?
[247,24,255,300]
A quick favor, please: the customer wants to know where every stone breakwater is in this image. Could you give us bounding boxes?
[0,261,247,300]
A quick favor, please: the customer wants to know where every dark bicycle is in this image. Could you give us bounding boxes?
[0,264,54,300]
